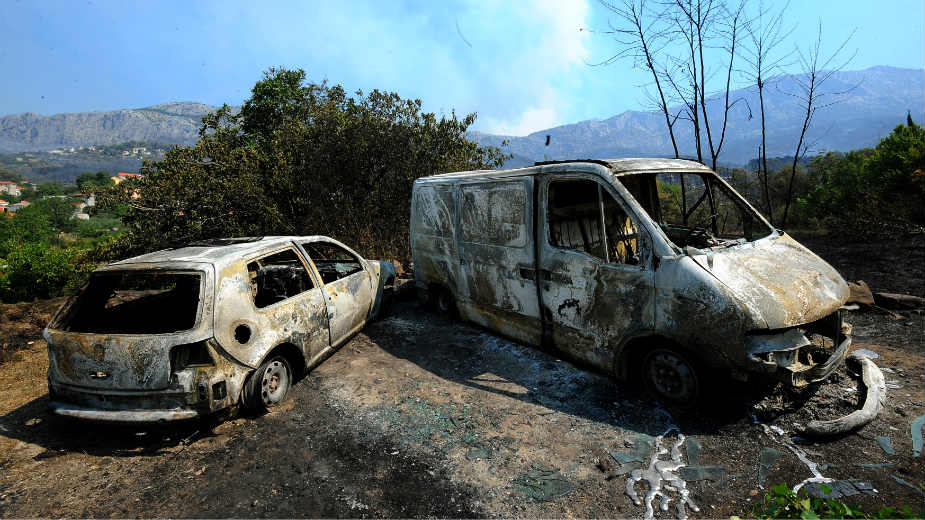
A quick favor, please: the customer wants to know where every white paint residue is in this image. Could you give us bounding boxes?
[625,427,699,520]
[756,417,833,493]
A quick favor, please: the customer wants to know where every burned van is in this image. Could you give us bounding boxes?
[410,159,851,403]
[44,236,395,422]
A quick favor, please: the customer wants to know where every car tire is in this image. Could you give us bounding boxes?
[642,347,702,405]
[243,355,292,412]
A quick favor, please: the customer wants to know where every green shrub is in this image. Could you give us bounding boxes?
[745,482,921,520]
[0,241,93,302]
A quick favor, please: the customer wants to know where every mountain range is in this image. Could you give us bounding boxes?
[0,66,922,179]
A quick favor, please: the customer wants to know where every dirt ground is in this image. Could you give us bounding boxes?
[1,234,923,518]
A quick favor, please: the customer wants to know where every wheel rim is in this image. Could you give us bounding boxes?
[645,349,698,403]
[260,358,290,407]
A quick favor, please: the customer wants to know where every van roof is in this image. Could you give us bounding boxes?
[417,158,712,182]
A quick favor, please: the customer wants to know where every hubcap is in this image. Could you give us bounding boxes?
[647,351,697,402]
[260,359,289,406]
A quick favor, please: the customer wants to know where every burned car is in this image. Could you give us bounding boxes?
[44,236,395,421]
[411,158,851,403]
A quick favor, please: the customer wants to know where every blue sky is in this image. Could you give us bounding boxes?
[2,0,923,136]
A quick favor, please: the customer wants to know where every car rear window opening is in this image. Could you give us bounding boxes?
[56,271,203,334]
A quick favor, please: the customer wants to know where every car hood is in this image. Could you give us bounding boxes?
[696,233,848,329]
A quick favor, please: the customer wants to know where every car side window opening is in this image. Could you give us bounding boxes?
[248,248,315,309]
[301,242,363,284]
[547,178,640,265]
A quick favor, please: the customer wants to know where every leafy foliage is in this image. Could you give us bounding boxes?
[98,68,507,261]
[0,242,92,302]
[800,119,925,234]
[76,171,114,191]
[746,482,920,520]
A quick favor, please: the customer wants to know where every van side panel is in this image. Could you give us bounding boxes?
[411,184,460,297]
[455,178,543,346]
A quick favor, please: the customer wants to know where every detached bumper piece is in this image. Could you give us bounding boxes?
[746,310,851,387]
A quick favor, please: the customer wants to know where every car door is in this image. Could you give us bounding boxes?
[536,173,655,371]
[455,177,543,346]
[298,240,373,347]
[214,246,330,368]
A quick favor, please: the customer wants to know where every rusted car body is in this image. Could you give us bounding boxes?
[411,159,851,402]
[44,236,395,422]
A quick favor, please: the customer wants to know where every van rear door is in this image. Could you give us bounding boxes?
[456,177,543,346]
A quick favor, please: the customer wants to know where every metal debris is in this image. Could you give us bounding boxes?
[512,466,573,502]
[912,414,925,458]
[852,348,880,359]
[805,480,877,499]
[679,466,726,482]
[875,436,896,456]
[610,434,655,464]
[466,448,492,461]
[892,475,925,497]
[684,437,702,467]
[758,448,784,488]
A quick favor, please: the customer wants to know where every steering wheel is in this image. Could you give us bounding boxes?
[682,212,718,245]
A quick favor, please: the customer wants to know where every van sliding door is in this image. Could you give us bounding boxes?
[456,177,543,346]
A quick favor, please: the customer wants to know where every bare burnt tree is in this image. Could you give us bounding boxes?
[597,0,748,168]
[672,0,747,170]
[741,0,792,224]
[597,0,680,158]
[780,22,856,227]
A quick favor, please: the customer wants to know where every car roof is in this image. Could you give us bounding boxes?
[103,236,346,269]
[416,157,712,183]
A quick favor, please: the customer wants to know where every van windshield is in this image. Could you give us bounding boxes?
[618,172,774,250]
[55,271,203,334]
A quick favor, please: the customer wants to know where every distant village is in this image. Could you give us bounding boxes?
[0,172,141,218]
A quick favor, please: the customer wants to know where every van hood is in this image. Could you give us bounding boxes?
[697,233,848,329]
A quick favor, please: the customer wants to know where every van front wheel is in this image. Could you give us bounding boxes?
[642,348,701,405]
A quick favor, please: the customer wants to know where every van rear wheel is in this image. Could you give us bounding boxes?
[642,348,701,405]
[433,287,457,318]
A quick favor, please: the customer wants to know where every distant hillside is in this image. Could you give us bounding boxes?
[0,66,921,170]
[472,66,925,167]
[0,102,216,154]
[0,142,170,184]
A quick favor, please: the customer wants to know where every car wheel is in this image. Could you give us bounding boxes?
[244,355,292,412]
[642,348,701,405]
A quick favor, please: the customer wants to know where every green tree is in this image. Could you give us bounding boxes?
[801,118,925,232]
[30,197,78,234]
[0,208,52,257]
[37,181,65,197]
[99,68,508,261]
[76,171,114,191]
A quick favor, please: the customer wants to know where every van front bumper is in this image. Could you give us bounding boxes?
[745,313,851,387]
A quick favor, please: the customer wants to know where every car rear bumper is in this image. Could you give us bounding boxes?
[47,381,213,423]
[49,402,200,422]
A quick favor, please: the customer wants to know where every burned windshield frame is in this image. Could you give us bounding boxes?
[618,171,773,250]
